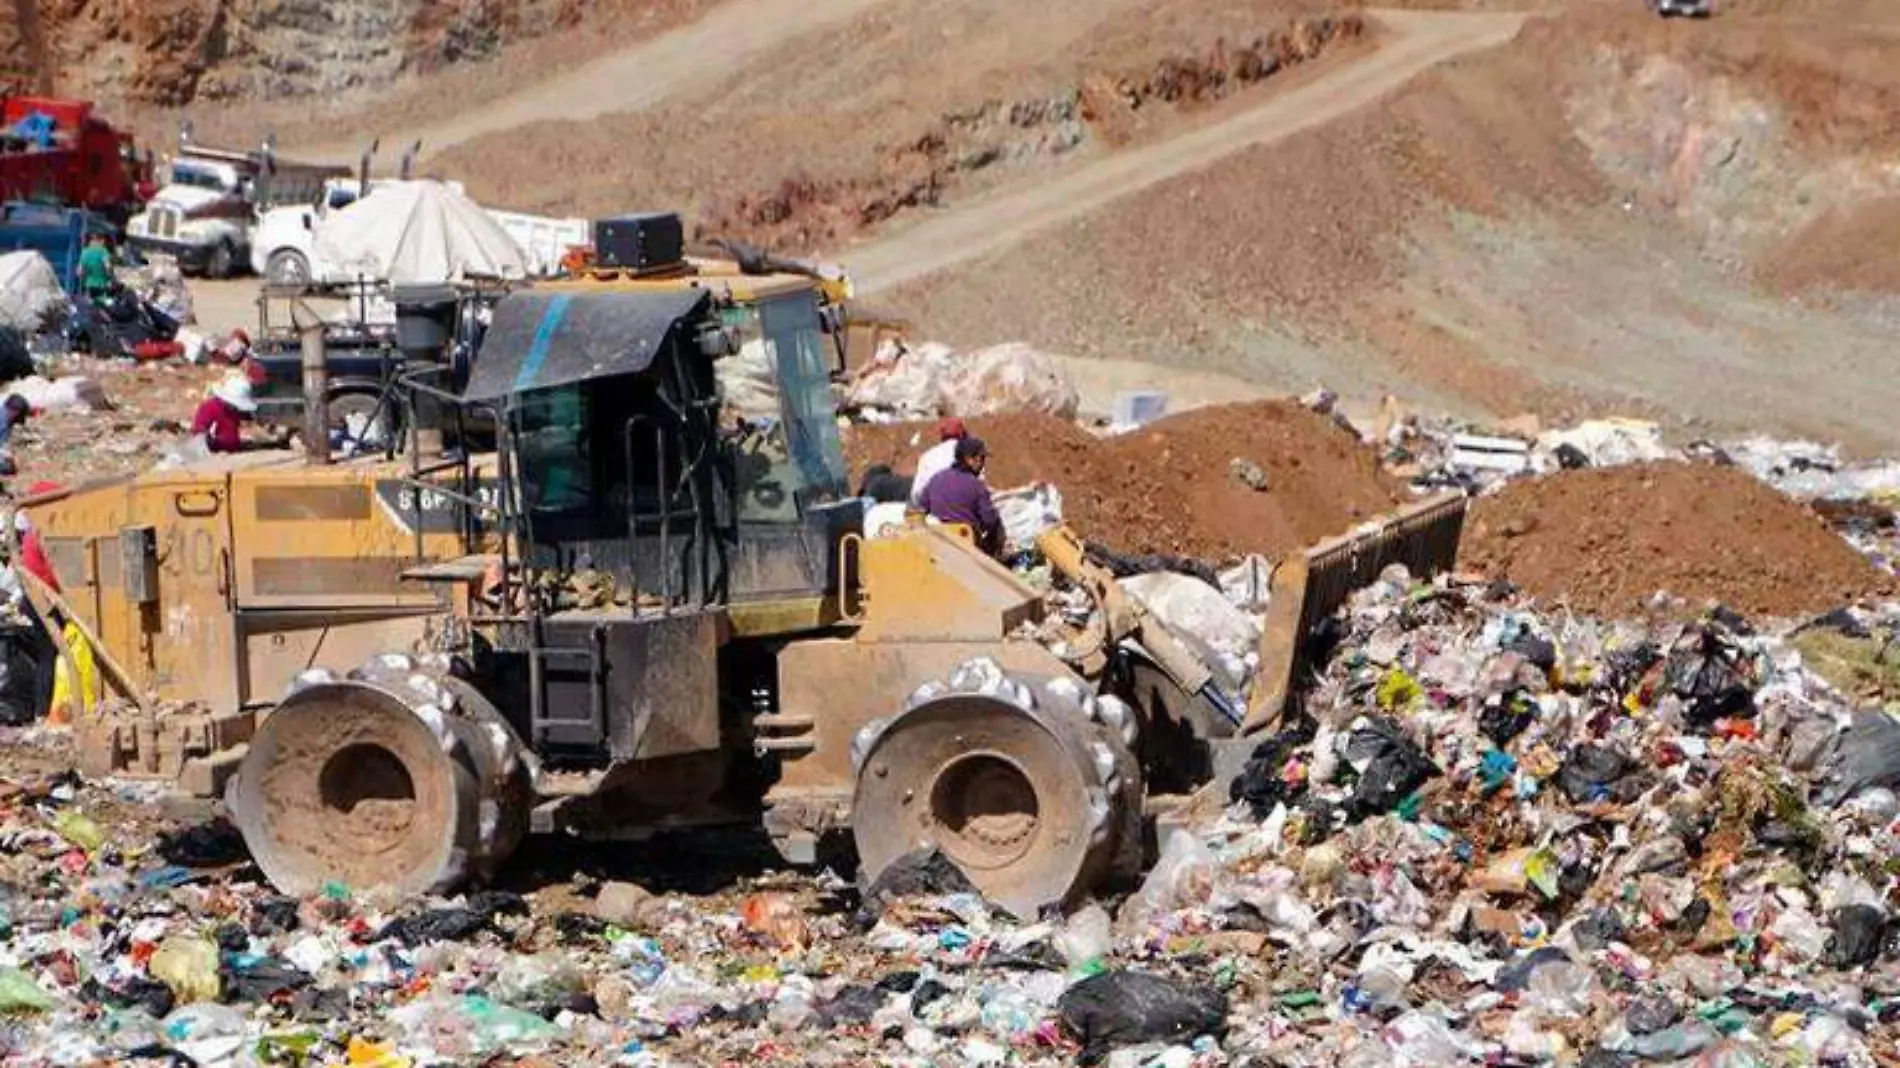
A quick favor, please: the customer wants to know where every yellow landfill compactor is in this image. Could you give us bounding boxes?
[22,245,1464,916]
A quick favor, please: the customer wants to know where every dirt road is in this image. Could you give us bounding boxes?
[846,9,1527,295]
[288,0,894,162]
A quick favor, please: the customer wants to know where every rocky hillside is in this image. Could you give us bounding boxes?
[1,0,697,104]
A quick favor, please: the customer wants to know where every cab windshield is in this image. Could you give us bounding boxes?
[168,161,235,192]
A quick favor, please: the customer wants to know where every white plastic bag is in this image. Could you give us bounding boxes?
[0,252,70,333]
[994,482,1063,553]
[5,375,109,412]
[1536,418,1666,469]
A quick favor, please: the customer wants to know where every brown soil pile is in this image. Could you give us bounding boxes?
[844,400,1403,561]
[1460,462,1892,620]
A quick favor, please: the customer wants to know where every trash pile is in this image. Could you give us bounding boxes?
[846,400,1404,561]
[1195,568,1900,1066]
[1461,462,1894,619]
[847,340,1082,420]
[0,563,1894,1066]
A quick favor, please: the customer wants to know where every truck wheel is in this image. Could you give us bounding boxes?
[266,249,311,286]
[207,242,235,279]
[852,662,1140,919]
[226,666,530,896]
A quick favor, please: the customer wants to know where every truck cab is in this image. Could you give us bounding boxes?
[127,146,349,277]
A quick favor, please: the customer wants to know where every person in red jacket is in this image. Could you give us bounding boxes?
[12,486,60,594]
[190,373,259,454]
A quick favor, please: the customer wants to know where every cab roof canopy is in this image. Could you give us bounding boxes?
[462,288,711,402]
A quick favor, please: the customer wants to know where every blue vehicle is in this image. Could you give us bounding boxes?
[0,201,119,295]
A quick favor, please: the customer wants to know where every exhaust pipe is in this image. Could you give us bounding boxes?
[300,321,331,466]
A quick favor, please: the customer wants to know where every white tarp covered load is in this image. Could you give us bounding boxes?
[1536,418,1668,470]
[313,180,529,285]
[0,252,71,333]
[847,339,1080,419]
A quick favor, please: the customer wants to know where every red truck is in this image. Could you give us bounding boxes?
[0,93,155,224]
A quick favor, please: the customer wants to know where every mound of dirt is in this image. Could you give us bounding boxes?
[1460,462,1892,620]
[844,400,1403,561]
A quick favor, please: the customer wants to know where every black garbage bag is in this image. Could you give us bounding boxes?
[1598,642,1661,696]
[249,896,302,936]
[0,618,54,726]
[1570,908,1627,952]
[1496,946,1571,992]
[815,984,885,1028]
[860,848,980,911]
[1661,624,1759,725]
[80,975,176,1019]
[1557,744,1632,804]
[1553,443,1591,470]
[1504,629,1558,673]
[157,819,248,868]
[1624,995,1682,1035]
[374,892,525,947]
[220,956,313,1004]
[1817,710,1900,806]
[0,326,32,382]
[1478,692,1537,747]
[1229,722,1315,819]
[1342,717,1439,821]
[1057,971,1228,1064]
[1825,905,1890,969]
[1083,543,1222,589]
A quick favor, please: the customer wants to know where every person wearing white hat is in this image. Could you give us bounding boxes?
[190,373,259,453]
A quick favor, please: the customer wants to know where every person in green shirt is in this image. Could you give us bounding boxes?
[76,233,115,301]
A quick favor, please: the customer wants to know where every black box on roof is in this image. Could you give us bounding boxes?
[594,212,685,273]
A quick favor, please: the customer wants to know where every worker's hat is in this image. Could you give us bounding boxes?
[938,416,969,441]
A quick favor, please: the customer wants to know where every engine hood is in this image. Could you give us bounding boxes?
[148,184,243,219]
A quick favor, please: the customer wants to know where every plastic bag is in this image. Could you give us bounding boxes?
[1659,624,1759,725]
[845,340,1079,418]
[51,810,105,851]
[49,620,98,722]
[860,848,980,912]
[1556,744,1632,803]
[0,621,51,726]
[1055,904,1112,973]
[7,375,109,413]
[1342,717,1439,820]
[1056,970,1227,1064]
[0,251,70,333]
[150,935,222,1004]
[0,966,54,1014]
[1824,905,1890,969]
[1817,710,1900,806]
[994,482,1064,553]
[1119,829,1221,932]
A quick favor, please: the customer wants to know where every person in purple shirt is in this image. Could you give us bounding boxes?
[917,436,1004,557]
